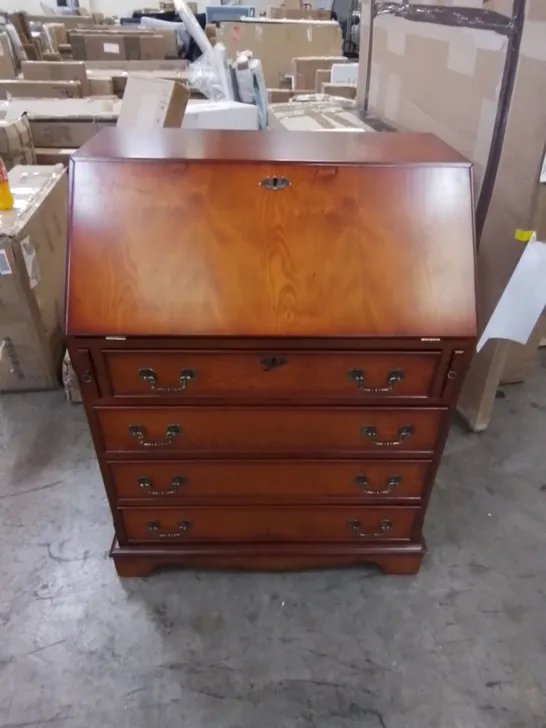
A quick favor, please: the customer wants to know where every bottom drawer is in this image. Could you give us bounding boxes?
[120,506,418,543]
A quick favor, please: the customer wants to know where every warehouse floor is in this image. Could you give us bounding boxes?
[0,353,545,728]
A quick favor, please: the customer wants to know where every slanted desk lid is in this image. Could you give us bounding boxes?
[65,129,477,339]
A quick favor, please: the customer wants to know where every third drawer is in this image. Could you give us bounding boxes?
[108,459,431,502]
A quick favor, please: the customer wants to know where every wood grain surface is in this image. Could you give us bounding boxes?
[66,160,476,337]
[95,406,444,455]
[120,505,418,542]
[108,459,430,502]
[103,349,442,400]
[72,128,471,165]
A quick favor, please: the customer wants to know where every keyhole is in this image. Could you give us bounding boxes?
[271,176,279,187]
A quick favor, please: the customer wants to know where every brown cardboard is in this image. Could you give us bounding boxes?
[25,14,97,30]
[0,34,16,80]
[88,76,114,96]
[315,68,330,91]
[357,0,546,430]
[35,147,76,166]
[87,62,189,97]
[268,88,296,103]
[23,43,41,62]
[216,20,342,88]
[21,61,90,96]
[43,23,68,51]
[268,7,331,19]
[6,98,121,148]
[292,56,346,91]
[117,75,189,129]
[0,80,82,100]
[322,82,356,99]
[0,165,67,392]
[0,116,36,168]
[85,60,187,71]
[72,32,166,62]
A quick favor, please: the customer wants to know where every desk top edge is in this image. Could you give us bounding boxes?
[71,129,472,166]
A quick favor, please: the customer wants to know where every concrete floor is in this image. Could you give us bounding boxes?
[0,353,545,728]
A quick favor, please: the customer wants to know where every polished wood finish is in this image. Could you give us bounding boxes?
[104,349,441,400]
[66,130,477,576]
[96,406,444,456]
[66,135,476,339]
[120,505,418,543]
[72,128,471,164]
[108,459,430,502]
[110,539,426,576]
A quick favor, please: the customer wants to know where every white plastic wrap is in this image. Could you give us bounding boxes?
[173,0,234,100]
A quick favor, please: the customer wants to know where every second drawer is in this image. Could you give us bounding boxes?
[95,406,445,455]
[108,459,430,502]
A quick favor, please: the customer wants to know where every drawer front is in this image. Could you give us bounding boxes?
[96,406,444,455]
[109,460,430,501]
[103,349,441,400]
[120,506,418,543]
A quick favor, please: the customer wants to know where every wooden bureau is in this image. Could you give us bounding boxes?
[65,129,477,576]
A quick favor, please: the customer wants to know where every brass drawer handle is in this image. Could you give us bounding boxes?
[361,425,414,447]
[146,520,191,538]
[137,475,187,495]
[347,518,392,538]
[353,474,400,495]
[348,368,404,393]
[128,424,182,447]
[138,367,196,392]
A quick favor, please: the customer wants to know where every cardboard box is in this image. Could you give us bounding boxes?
[72,32,166,62]
[322,82,356,100]
[85,60,188,72]
[268,88,296,103]
[268,8,331,20]
[6,98,121,148]
[117,75,189,129]
[216,20,342,88]
[87,67,189,98]
[0,80,82,100]
[88,76,114,96]
[43,23,68,51]
[0,34,16,80]
[21,61,90,96]
[0,165,67,393]
[357,0,546,430]
[182,100,259,130]
[25,14,97,30]
[269,99,374,131]
[35,147,75,166]
[292,56,346,91]
[0,116,36,168]
[315,68,330,91]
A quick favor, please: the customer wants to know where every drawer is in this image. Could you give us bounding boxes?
[102,349,442,401]
[120,505,418,543]
[96,406,444,455]
[109,460,430,502]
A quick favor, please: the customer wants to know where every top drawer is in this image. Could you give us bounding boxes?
[102,349,442,401]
